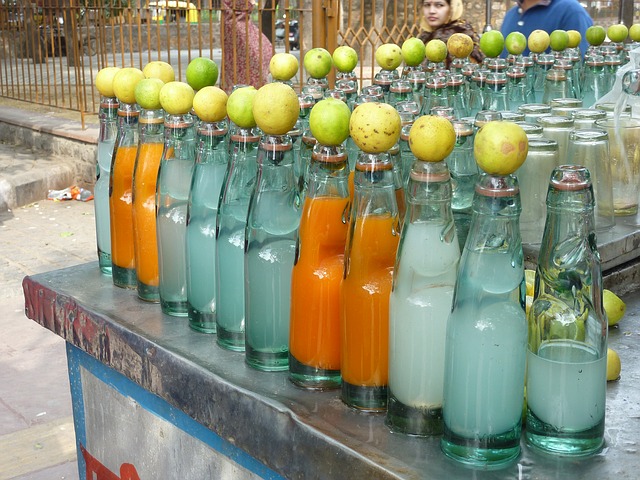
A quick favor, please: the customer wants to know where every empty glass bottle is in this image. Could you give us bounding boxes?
[506,66,529,112]
[580,54,606,108]
[483,72,509,112]
[532,53,555,103]
[441,174,527,467]
[538,115,574,163]
[526,165,607,457]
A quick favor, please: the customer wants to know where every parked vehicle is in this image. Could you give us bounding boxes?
[275,18,299,50]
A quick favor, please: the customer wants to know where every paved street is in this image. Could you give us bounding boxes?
[1,200,96,479]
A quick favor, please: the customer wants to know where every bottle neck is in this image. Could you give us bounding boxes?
[353,152,398,219]
[405,160,454,225]
[196,121,228,162]
[230,127,261,157]
[163,114,196,160]
[307,144,349,200]
[99,96,118,124]
[138,108,165,141]
[255,134,296,191]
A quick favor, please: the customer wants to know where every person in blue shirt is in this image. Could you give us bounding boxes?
[500,0,593,56]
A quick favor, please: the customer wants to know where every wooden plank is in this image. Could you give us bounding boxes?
[0,416,76,479]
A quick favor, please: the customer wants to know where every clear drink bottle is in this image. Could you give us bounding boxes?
[186,120,229,333]
[441,174,527,467]
[506,66,529,112]
[216,126,260,350]
[245,134,301,371]
[388,79,413,107]
[387,159,460,436]
[526,165,607,456]
[156,113,197,316]
[580,55,606,108]
[341,151,400,411]
[446,73,470,119]
[109,102,140,288]
[483,72,509,112]
[95,96,118,275]
[131,107,164,302]
[422,75,448,115]
[289,144,350,389]
[373,69,397,102]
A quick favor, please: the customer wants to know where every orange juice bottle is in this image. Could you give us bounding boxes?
[132,108,164,302]
[289,144,350,389]
[109,102,140,289]
[341,151,400,411]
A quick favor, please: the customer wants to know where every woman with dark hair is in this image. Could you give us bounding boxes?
[418,0,484,67]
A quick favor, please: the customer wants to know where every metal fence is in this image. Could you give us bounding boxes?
[0,0,636,127]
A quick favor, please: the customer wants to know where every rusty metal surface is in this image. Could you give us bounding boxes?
[23,262,640,479]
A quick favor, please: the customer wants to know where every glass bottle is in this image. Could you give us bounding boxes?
[572,108,606,130]
[306,76,329,95]
[446,73,469,119]
[95,96,118,275]
[406,69,426,109]
[335,78,358,110]
[514,55,536,104]
[109,102,140,289]
[245,134,301,371]
[538,115,574,163]
[506,66,529,112]
[580,55,606,108]
[515,121,544,139]
[526,165,607,456]
[387,159,460,436]
[468,69,488,118]
[289,144,350,389]
[131,107,164,302]
[422,75,448,115]
[542,68,569,104]
[341,151,400,411]
[554,58,580,99]
[518,103,552,124]
[388,79,413,107]
[500,111,525,122]
[603,54,622,94]
[156,113,197,316]
[441,174,527,467]
[215,126,260,351]
[186,120,229,333]
[483,72,509,112]
[533,53,556,103]
[373,69,397,101]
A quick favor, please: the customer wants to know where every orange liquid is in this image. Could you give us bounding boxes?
[341,214,399,387]
[290,196,350,371]
[132,142,164,286]
[109,145,138,270]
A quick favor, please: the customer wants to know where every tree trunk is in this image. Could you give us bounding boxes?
[16,0,45,63]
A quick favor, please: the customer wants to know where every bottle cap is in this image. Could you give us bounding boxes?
[550,165,591,191]
[475,174,519,197]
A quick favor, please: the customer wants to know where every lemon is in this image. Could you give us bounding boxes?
[309,98,351,146]
[525,269,535,297]
[549,30,569,51]
[505,32,527,55]
[409,115,456,162]
[447,33,474,59]
[527,29,550,54]
[143,61,175,84]
[333,46,359,73]
[630,24,640,42]
[134,78,164,110]
[303,48,333,79]
[530,294,587,347]
[607,24,629,43]
[252,82,300,135]
[193,86,228,122]
[375,43,403,70]
[349,102,401,153]
[479,30,505,58]
[585,25,606,46]
[401,37,426,67]
[159,81,195,115]
[186,57,219,91]
[269,52,299,81]
[95,66,121,98]
[566,30,582,48]
[474,121,528,175]
[607,348,621,381]
[425,39,447,63]
[603,289,626,326]
[227,86,258,128]
[112,67,145,104]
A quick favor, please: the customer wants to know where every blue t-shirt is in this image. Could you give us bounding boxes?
[500,0,593,56]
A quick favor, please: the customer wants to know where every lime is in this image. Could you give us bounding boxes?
[193,86,228,122]
[332,45,359,73]
[159,81,195,115]
[349,102,401,153]
[186,57,219,91]
[607,348,621,381]
[630,24,640,42]
[447,33,474,59]
[143,61,175,84]
[375,43,403,70]
[474,121,528,175]
[505,32,527,55]
[409,115,456,162]
[303,48,333,79]
[269,52,299,81]
[95,66,121,98]
[227,86,258,128]
[252,82,300,135]
[607,23,629,43]
[112,67,145,104]
[425,39,448,63]
[549,30,569,51]
[585,25,606,46]
[134,78,164,110]
[566,30,582,48]
[603,289,626,326]
[401,37,426,66]
[309,98,351,146]
[528,29,550,53]
[480,30,505,58]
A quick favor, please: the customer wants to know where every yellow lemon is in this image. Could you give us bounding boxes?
[95,66,121,98]
[607,23,629,43]
[603,289,626,327]
[375,43,403,70]
[630,24,640,42]
[447,33,474,59]
[528,29,550,54]
[409,115,456,162]
[112,67,145,104]
[606,348,621,381]
[474,121,528,175]
[349,102,401,153]
[333,45,359,73]
[566,30,582,48]
[505,32,527,55]
[193,86,228,122]
[159,81,195,115]
[425,39,447,63]
[143,61,175,84]
[227,86,258,128]
[309,98,351,146]
[269,53,299,81]
[252,82,300,135]
[303,48,333,79]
